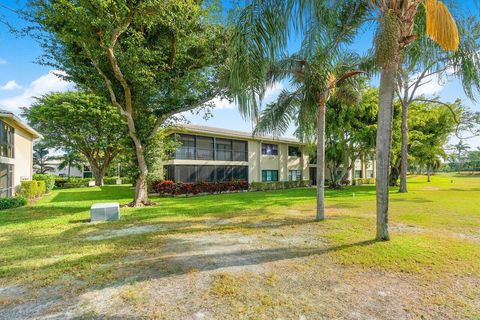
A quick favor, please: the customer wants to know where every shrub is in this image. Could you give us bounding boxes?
[249,180,311,192]
[0,196,27,210]
[33,174,56,192]
[152,180,249,196]
[19,180,46,199]
[103,177,133,185]
[352,178,375,186]
[54,177,93,188]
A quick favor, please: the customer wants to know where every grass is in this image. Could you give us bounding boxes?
[0,173,479,292]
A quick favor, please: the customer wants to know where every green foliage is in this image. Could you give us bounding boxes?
[32,142,55,174]
[249,180,311,192]
[33,174,56,192]
[54,177,92,189]
[0,196,27,211]
[103,177,133,186]
[20,181,46,199]
[408,102,458,169]
[325,85,377,186]
[352,178,375,186]
[23,91,128,183]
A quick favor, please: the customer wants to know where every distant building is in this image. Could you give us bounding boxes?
[163,124,375,185]
[0,110,41,197]
[41,159,92,178]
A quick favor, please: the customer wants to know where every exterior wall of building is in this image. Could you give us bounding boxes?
[12,125,34,191]
[163,128,309,183]
[47,163,84,178]
[0,119,36,194]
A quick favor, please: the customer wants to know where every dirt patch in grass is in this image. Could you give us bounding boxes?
[3,219,477,319]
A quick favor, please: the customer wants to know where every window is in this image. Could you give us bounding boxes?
[0,164,13,198]
[196,136,214,160]
[232,166,248,181]
[354,170,362,178]
[262,170,278,182]
[197,165,215,182]
[164,165,174,181]
[0,121,14,158]
[289,170,302,181]
[288,146,301,157]
[176,165,196,183]
[216,138,232,161]
[215,166,231,181]
[261,143,278,155]
[175,134,195,160]
[232,140,248,161]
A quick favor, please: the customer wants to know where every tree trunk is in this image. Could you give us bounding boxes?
[90,165,105,186]
[67,165,71,180]
[375,61,398,241]
[427,166,431,182]
[399,101,409,193]
[125,117,149,206]
[316,100,326,221]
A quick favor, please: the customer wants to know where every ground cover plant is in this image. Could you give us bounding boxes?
[0,174,479,319]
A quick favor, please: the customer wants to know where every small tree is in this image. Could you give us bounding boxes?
[229,0,366,221]
[23,91,128,186]
[33,142,55,174]
[408,102,457,181]
[56,149,84,180]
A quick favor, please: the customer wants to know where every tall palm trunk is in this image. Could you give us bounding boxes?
[399,101,409,193]
[376,61,398,241]
[316,99,326,221]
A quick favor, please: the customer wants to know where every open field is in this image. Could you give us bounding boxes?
[1,174,479,319]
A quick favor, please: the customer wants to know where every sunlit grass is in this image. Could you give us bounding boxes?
[0,173,479,289]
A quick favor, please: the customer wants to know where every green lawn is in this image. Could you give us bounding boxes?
[1,174,479,317]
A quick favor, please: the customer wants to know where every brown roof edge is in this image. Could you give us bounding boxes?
[0,110,42,139]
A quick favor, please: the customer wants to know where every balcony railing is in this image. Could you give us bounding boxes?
[174,147,247,161]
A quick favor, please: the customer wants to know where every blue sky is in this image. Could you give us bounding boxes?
[0,0,479,148]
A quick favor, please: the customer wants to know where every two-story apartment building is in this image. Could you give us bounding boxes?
[163,125,310,184]
[0,110,41,197]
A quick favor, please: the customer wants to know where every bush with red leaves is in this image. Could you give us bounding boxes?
[152,180,249,196]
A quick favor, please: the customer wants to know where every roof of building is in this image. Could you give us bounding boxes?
[168,124,304,145]
[0,109,42,139]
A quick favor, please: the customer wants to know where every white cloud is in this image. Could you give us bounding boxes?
[212,82,285,110]
[0,59,7,65]
[0,80,22,91]
[0,70,73,114]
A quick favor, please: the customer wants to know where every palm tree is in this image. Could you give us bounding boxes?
[229,0,366,221]
[56,150,84,180]
[396,16,480,193]
[33,143,55,174]
[370,0,459,240]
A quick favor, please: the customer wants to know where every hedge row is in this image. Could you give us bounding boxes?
[352,178,375,186]
[19,180,46,199]
[152,180,249,196]
[54,177,132,188]
[249,180,311,191]
[54,177,92,188]
[103,177,133,185]
[0,196,27,210]
[33,174,56,192]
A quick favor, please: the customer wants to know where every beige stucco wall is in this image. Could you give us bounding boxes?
[164,131,310,183]
[0,119,35,193]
